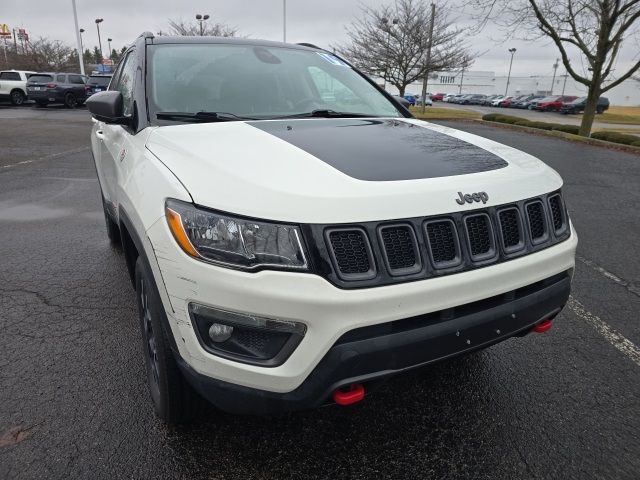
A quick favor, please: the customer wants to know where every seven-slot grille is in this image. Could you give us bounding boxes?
[319,192,568,286]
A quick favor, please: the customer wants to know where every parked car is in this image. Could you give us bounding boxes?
[491,95,508,106]
[430,93,445,101]
[87,33,576,423]
[88,74,112,94]
[535,95,578,112]
[481,94,500,105]
[26,72,91,108]
[512,95,544,109]
[0,69,35,105]
[466,94,487,105]
[500,95,528,108]
[560,96,610,114]
[453,94,473,104]
[442,94,457,102]
[395,95,412,108]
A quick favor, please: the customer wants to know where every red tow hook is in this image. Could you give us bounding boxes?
[533,319,553,333]
[333,383,365,406]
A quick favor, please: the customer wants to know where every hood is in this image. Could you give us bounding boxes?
[145,118,562,223]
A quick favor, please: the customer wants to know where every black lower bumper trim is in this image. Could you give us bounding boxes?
[177,271,572,414]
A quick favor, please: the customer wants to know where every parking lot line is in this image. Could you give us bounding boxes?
[568,296,640,367]
[576,254,640,298]
[0,146,89,170]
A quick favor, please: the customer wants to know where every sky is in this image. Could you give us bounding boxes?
[1,0,638,79]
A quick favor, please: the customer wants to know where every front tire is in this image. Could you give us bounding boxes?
[64,92,77,108]
[135,257,199,424]
[10,89,25,106]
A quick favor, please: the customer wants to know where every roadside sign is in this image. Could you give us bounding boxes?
[0,24,11,38]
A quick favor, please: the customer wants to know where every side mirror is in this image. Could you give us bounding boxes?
[86,90,126,124]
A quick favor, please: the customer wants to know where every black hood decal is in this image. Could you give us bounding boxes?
[248,119,507,181]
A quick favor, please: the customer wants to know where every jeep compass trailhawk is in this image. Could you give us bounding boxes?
[87,33,577,423]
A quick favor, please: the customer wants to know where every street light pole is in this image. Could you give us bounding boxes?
[79,28,84,53]
[196,14,210,36]
[71,0,85,75]
[420,3,436,113]
[283,0,287,42]
[107,38,112,58]
[504,48,516,96]
[550,58,559,95]
[561,72,568,95]
[95,18,104,59]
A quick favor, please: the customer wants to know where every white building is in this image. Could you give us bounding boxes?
[396,70,640,106]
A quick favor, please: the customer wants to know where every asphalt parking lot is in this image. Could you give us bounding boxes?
[1,105,639,480]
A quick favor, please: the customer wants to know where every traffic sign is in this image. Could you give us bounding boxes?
[0,24,11,38]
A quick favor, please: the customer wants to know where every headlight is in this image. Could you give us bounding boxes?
[165,199,308,271]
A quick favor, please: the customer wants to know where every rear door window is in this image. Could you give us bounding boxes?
[69,75,85,84]
[57,75,66,83]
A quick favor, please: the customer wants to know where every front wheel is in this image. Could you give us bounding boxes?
[10,89,25,106]
[64,92,77,108]
[135,257,199,424]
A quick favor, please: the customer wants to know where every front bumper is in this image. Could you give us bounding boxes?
[146,218,577,396]
[179,270,571,414]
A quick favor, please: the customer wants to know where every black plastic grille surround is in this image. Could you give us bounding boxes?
[305,191,570,288]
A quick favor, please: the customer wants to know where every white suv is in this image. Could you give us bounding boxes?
[0,70,34,105]
[87,33,577,423]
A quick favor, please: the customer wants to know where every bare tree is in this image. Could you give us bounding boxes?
[335,0,472,96]
[166,18,238,37]
[467,0,640,136]
[4,37,77,71]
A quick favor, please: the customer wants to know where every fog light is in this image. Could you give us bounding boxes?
[189,303,306,367]
[209,323,233,343]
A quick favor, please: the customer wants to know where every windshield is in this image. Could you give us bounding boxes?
[147,43,401,122]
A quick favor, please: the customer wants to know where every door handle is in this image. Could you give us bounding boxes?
[95,130,105,139]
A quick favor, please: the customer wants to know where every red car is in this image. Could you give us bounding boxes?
[535,95,577,112]
[431,93,445,101]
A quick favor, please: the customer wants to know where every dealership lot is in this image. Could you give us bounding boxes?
[0,106,639,479]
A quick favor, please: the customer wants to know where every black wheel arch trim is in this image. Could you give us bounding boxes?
[118,206,179,351]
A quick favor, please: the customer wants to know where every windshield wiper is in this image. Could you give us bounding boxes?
[272,109,380,119]
[156,111,256,122]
